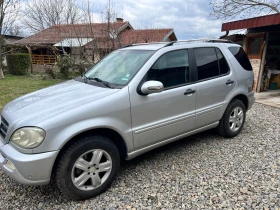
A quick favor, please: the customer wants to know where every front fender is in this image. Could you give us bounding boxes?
[33,117,134,154]
[32,87,133,154]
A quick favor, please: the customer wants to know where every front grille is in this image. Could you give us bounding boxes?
[0,116,9,140]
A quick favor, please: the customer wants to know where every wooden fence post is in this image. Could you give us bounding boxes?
[26,46,33,74]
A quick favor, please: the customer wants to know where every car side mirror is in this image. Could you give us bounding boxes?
[141,81,164,95]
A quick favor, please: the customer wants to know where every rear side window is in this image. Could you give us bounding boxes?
[194,48,219,80]
[216,48,230,75]
[228,47,253,71]
[194,47,230,81]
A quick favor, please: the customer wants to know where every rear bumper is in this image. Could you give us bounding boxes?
[0,140,59,185]
[247,91,255,110]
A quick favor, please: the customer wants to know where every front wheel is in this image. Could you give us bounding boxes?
[217,99,246,138]
[55,136,120,200]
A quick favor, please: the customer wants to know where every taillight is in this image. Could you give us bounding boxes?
[248,80,254,92]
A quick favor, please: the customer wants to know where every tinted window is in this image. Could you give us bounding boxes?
[216,48,230,75]
[146,50,189,88]
[194,48,219,80]
[228,47,253,71]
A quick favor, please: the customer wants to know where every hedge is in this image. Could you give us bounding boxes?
[6,53,30,75]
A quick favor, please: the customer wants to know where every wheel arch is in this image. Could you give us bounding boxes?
[59,128,128,159]
[230,94,249,110]
[51,128,128,179]
[219,93,249,121]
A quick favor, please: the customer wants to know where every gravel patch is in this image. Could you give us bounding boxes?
[0,103,280,209]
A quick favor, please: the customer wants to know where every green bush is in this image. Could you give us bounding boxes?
[6,53,30,75]
[57,55,71,79]
[45,66,56,79]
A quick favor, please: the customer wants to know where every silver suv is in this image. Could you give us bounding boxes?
[0,40,255,200]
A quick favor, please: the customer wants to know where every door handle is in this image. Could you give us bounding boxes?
[184,89,196,95]
[226,80,234,85]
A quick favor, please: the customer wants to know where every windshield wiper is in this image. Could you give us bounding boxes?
[87,77,114,89]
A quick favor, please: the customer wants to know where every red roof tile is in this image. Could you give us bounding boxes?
[85,29,177,49]
[15,22,131,45]
[119,29,176,45]
[14,22,177,50]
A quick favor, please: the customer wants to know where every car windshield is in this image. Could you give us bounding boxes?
[85,50,154,87]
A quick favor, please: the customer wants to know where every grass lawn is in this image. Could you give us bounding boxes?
[0,74,63,113]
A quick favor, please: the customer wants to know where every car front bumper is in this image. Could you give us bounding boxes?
[0,139,59,185]
[247,91,255,110]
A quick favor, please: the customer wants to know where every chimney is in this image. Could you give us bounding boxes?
[116,18,124,23]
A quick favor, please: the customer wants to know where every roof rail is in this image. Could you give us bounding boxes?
[163,39,234,47]
[121,39,234,49]
[185,39,233,43]
[122,42,168,48]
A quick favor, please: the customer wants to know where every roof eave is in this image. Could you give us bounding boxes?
[161,29,177,41]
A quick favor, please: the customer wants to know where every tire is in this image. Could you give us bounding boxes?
[55,135,120,200]
[217,99,246,138]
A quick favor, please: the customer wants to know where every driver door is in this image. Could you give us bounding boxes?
[129,49,197,150]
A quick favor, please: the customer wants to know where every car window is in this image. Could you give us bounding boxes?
[216,48,230,75]
[194,48,219,80]
[85,50,154,86]
[228,47,253,71]
[146,50,189,88]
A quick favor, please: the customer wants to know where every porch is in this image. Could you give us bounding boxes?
[255,89,280,108]
[31,54,57,65]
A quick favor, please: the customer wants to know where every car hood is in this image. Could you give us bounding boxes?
[2,80,119,125]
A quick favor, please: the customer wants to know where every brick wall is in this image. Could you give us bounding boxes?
[249,59,261,91]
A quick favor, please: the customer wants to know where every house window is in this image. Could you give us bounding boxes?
[246,34,264,59]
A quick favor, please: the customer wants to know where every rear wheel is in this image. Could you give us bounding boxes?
[55,136,120,200]
[217,99,246,138]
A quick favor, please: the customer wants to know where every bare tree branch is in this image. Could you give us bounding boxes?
[209,0,280,20]
[21,0,86,33]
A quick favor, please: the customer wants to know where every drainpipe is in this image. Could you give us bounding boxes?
[26,46,33,74]
[220,31,229,39]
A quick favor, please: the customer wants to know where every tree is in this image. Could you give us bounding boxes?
[100,0,125,55]
[22,0,86,33]
[209,0,280,20]
[0,0,20,79]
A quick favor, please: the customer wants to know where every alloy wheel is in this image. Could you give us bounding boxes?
[229,107,244,132]
[71,149,112,191]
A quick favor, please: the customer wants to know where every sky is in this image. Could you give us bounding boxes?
[89,0,226,40]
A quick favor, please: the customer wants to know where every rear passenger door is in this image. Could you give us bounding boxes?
[193,47,237,128]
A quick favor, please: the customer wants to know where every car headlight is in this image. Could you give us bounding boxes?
[11,127,45,149]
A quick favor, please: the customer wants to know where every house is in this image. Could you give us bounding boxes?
[221,13,280,93]
[13,18,177,68]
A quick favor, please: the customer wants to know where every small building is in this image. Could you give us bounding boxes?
[2,35,23,45]
[221,13,280,92]
[13,18,177,68]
